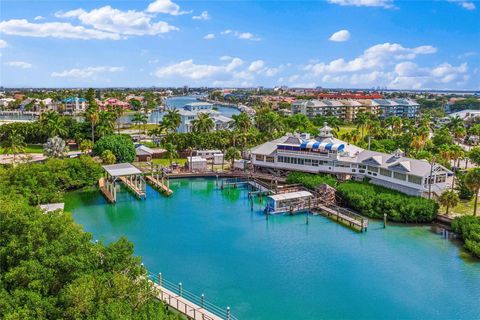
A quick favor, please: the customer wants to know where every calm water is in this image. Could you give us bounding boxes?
[119,96,240,124]
[65,178,480,320]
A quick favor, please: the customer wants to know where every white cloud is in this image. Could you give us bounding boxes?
[204,33,215,40]
[51,66,124,78]
[154,58,282,86]
[248,60,265,72]
[6,61,32,69]
[220,29,261,41]
[0,39,7,48]
[55,6,178,36]
[301,42,470,89]
[448,0,476,10]
[329,29,350,42]
[0,19,120,40]
[193,11,210,20]
[305,42,437,74]
[34,16,45,21]
[146,0,190,15]
[327,0,394,8]
[220,56,232,61]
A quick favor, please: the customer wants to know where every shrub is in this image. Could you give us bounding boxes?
[452,216,480,258]
[286,171,337,189]
[336,181,438,223]
[93,134,135,163]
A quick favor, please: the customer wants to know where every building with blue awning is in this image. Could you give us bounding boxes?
[251,124,451,198]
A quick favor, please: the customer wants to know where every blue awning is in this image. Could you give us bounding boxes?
[325,143,333,150]
[300,141,308,148]
[312,142,320,149]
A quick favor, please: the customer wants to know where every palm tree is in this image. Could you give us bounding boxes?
[355,112,369,140]
[438,190,460,216]
[225,146,240,169]
[162,109,181,133]
[163,142,178,168]
[43,136,69,158]
[1,130,26,164]
[231,112,252,133]
[132,112,148,135]
[85,107,99,144]
[97,111,116,138]
[464,168,480,216]
[191,113,215,133]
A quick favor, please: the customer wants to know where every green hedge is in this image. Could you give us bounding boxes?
[286,171,337,189]
[336,181,438,223]
[452,216,480,258]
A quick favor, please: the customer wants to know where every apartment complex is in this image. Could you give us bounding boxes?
[292,99,419,121]
[177,102,233,133]
[251,125,450,197]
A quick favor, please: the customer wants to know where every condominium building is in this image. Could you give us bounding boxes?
[62,97,87,114]
[292,98,418,121]
[251,124,450,197]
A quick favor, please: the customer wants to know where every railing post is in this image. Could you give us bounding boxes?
[158,272,162,287]
[178,282,183,297]
[201,293,205,308]
[226,306,231,320]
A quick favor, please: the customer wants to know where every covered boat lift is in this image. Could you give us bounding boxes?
[265,191,313,214]
[100,163,146,202]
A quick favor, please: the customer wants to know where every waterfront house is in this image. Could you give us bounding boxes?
[62,97,87,114]
[177,102,233,133]
[251,124,451,197]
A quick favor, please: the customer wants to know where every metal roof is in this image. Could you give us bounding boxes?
[268,191,313,201]
[103,163,142,177]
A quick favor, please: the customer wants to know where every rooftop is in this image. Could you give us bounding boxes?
[103,163,142,177]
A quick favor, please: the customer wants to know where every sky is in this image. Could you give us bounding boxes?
[0,0,479,90]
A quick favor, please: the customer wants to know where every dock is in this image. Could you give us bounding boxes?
[99,178,115,203]
[315,202,368,232]
[101,163,146,202]
[119,176,146,199]
[148,272,237,320]
[146,175,173,196]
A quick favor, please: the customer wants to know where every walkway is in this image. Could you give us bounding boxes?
[146,175,173,196]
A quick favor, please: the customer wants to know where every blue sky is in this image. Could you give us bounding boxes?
[0,0,479,89]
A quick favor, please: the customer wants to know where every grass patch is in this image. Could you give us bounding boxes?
[0,144,44,154]
[441,197,477,217]
[152,158,187,166]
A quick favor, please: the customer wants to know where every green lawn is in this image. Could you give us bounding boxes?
[336,125,357,137]
[152,158,187,166]
[441,197,478,217]
[0,144,43,154]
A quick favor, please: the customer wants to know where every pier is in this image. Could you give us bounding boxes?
[146,175,173,196]
[148,272,237,320]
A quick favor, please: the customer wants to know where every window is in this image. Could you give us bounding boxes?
[393,172,407,181]
[435,175,446,183]
[255,154,264,162]
[408,175,422,185]
[312,159,319,167]
[367,166,379,173]
[379,168,391,177]
[266,156,275,163]
[359,169,365,173]
[298,158,305,165]
[359,165,366,169]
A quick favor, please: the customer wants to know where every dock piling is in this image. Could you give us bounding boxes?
[226,307,231,320]
[178,282,183,297]
[383,213,387,228]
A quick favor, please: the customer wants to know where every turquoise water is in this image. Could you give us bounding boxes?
[65,178,480,320]
[119,96,240,124]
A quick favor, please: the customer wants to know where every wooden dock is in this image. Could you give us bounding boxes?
[146,175,173,196]
[315,202,368,232]
[98,178,115,203]
[119,176,146,199]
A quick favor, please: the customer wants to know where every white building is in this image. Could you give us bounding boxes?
[177,102,233,133]
[187,156,207,171]
[251,124,451,197]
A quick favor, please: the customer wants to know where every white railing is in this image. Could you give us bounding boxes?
[148,272,238,320]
